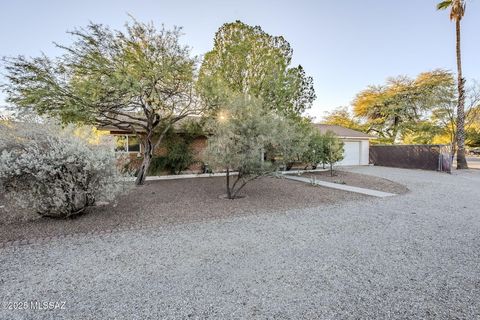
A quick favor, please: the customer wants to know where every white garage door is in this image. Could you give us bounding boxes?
[338,141,360,166]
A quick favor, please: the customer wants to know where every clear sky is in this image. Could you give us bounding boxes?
[1,0,479,120]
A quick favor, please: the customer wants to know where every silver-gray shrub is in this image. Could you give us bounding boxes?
[0,122,127,218]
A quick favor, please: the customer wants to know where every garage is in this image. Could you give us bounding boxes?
[314,124,372,166]
[338,141,361,165]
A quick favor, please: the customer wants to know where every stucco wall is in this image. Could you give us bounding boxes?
[360,140,370,165]
[337,138,370,166]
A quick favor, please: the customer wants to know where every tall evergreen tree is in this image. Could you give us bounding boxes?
[198,21,315,119]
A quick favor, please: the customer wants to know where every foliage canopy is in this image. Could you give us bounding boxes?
[204,95,307,199]
[198,21,315,118]
[2,19,202,185]
[352,70,456,143]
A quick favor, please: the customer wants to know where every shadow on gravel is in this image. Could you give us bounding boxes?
[0,176,371,243]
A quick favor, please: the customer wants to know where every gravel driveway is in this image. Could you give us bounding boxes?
[0,176,368,243]
[466,156,480,170]
[1,167,480,319]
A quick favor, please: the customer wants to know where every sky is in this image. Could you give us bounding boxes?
[0,0,479,120]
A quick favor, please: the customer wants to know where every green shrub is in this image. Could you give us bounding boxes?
[147,156,169,175]
[144,120,200,176]
[147,140,195,176]
[165,140,194,174]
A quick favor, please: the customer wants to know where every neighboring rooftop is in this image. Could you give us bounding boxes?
[314,124,372,139]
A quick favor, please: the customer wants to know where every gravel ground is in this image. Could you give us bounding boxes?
[1,167,480,319]
[300,168,409,194]
[465,156,480,170]
[0,176,367,243]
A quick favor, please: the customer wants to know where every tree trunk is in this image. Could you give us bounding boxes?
[135,138,153,185]
[455,19,468,169]
[231,178,249,199]
[226,168,232,199]
[451,140,457,162]
[391,120,400,144]
[135,123,172,185]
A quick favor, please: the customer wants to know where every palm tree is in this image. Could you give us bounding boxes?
[437,0,468,169]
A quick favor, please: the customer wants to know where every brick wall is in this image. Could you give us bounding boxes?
[117,134,208,174]
[189,136,208,171]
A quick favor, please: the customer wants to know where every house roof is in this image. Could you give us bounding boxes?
[314,124,373,139]
[97,114,202,133]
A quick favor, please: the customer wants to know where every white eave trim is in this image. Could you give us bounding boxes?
[339,136,373,140]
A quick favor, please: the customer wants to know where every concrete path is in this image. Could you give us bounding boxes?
[284,174,396,197]
[129,168,329,181]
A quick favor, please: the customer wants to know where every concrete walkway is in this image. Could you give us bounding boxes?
[129,168,330,181]
[283,174,397,197]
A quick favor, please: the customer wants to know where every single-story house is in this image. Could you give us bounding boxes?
[98,116,208,172]
[314,124,372,166]
[99,118,372,173]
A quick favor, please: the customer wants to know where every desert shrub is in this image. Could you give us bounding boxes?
[164,140,194,174]
[0,122,127,219]
[147,127,197,176]
[299,129,345,175]
[146,144,194,175]
[301,130,329,170]
[322,132,345,176]
[163,120,203,175]
[147,156,169,175]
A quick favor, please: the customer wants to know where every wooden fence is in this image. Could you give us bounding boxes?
[369,145,451,172]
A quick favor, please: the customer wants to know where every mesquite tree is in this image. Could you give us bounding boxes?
[2,19,202,185]
[353,70,456,143]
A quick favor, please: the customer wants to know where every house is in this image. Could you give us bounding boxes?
[99,118,372,174]
[98,115,208,173]
[314,124,372,166]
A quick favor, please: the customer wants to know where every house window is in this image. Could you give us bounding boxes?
[114,135,141,153]
[127,135,140,152]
